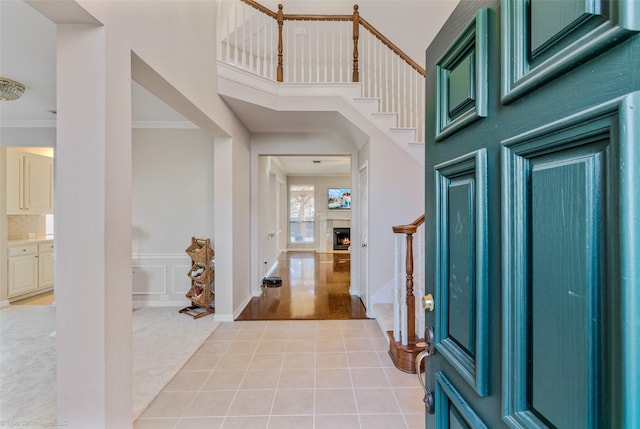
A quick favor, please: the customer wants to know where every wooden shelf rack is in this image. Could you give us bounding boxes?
[179,237,215,319]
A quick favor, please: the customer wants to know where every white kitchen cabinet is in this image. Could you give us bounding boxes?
[38,242,54,289]
[7,241,54,299]
[8,245,39,298]
[6,149,54,215]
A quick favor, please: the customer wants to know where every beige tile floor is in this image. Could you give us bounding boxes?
[135,319,425,429]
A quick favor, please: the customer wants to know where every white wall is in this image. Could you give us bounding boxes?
[230,128,252,315]
[0,128,56,147]
[131,128,214,306]
[367,123,424,312]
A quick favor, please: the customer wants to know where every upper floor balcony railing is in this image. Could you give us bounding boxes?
[217,0,426,142]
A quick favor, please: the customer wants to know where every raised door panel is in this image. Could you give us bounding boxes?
[502,94,640,428]
[435,149,488,397]
[435,8,489,141]
[8,255,39,297]
[502,0,640,103]
[6,150,24,213]
[26,155,53,213]
[38,250,54,289]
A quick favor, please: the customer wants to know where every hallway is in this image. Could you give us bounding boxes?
[237,252,368,320]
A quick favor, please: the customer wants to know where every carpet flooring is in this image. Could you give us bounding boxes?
[0,304,220,428]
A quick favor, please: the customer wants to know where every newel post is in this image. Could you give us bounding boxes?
[277,3,284,82]
[352,4,360,82]
[404,232,416,344]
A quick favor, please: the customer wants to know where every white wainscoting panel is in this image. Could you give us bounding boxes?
[132,254,193,306]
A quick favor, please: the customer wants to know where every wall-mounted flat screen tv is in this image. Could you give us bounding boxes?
[328,188,351,209]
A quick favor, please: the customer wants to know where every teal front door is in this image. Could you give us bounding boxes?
[421,1,640,428]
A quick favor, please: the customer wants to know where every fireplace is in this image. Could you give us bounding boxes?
[333,227,351,251]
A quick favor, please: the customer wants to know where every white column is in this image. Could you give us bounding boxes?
[56,23,133,427]
[213,138,234,321]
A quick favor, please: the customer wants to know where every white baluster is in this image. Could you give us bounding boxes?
[417,224,424,339]
[338,21,342,82]
[270,17,275,80]
[250,9,254,72]
[367,32,372,97]
[242,1,247,67]
[315,22,320,82]
[233,0,238,65]
[263,14,268,78]
[409,67,413,131]
[307,21,312,82]
[287,23,291,82]
[401,236,408,346]
[300,23,306,82]
[323,24,327,82]
[227,0,231,63]
[393,234,400,343]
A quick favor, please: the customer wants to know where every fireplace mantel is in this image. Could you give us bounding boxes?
[318,210,351,221]
[317,210,351,253]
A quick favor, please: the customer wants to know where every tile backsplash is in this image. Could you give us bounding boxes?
[7,215,47,240]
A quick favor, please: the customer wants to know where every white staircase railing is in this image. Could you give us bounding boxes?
[216,0,425,142]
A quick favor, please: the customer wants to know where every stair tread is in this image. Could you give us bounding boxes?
[373,303,394,333]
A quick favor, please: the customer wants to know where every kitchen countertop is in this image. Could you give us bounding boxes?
[7,235,54,246]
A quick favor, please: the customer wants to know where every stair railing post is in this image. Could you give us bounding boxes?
[277,3,284,82]
[405,231,416,345]
[352,4,360,82]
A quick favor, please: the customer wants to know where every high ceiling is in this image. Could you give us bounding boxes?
[0,0,456,176]
[0,0,57,124]
[0,1,352,175]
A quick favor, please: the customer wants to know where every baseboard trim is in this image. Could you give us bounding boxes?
[133,300,189,308]
[234,294,253,319]
[214,313,234,322]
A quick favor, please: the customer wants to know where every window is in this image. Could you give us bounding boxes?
[289,185,315,244]
[45,214,54,236]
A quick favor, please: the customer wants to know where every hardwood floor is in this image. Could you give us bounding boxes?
[10,291,54,306]
[236,252,368,320]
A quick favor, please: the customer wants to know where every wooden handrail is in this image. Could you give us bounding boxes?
[283,14,352,21]
[359,17,425,76]
[238,0,425,79]
[241,0,277,18]
[392,214,425,234]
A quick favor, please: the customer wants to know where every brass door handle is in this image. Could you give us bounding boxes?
[361,243,367,248]
[422,294,434,311]
[416,346,435,414]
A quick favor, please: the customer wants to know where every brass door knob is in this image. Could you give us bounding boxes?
[422,294,434,311]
